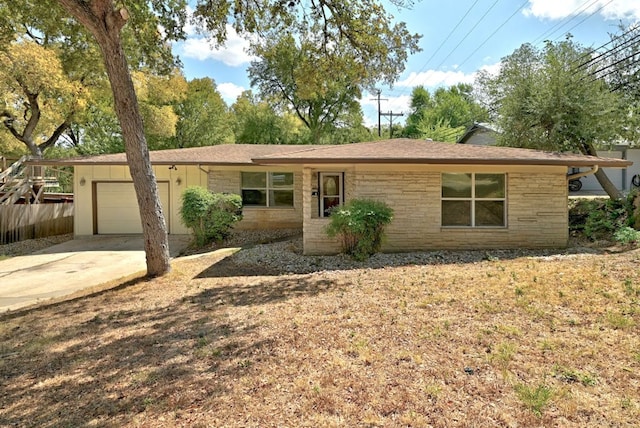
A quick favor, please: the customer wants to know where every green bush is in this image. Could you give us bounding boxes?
[325,198,393,261]
[180,186,243,246]
[614,226,640,244]
[578,190,639,241]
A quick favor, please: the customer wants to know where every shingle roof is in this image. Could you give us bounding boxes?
[31,144,325,166]
[254,139,632,168]
[31,139,632,168]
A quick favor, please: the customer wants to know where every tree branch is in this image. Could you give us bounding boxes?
[1,111,27,144]
[22,91,41,142]
[38,119,71,154]
[57,0,128,38]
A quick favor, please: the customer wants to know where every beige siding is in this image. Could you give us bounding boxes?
[303,164,568,255]
[208,167,304,230]
[74,164,207,236]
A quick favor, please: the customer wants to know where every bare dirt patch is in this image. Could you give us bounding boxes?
[1,241,639,427]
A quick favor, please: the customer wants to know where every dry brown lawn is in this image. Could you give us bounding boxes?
[1,244,639,427]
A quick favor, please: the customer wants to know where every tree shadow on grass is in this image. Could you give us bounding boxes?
[196,255,284,278]
[0,270,338,427]
[190,276,337,307]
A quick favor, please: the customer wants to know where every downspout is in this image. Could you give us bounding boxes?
[567,165,599,181]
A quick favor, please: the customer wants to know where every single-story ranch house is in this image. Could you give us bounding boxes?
[36,139,632,255]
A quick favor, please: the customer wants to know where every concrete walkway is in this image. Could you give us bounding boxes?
[0,235,191,312]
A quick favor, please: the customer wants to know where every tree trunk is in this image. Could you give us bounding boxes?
[593,168,623,200]
[582,142,623,200]
[100,33,171,276]
[57,0,171,276]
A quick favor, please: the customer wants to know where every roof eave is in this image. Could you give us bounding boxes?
[26,159,257,167]
[254,157,632,168]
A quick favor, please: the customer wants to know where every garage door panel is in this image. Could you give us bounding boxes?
[96,182,169,234]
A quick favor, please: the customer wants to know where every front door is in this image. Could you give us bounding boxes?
[319,172,343,217]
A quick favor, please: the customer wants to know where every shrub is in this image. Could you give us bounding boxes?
[576,190,639,241]
[614,226,640,245]
[325,198,393,261]
[180,186,243,246]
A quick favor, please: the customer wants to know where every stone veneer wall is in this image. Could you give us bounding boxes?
[302,166,568,255]
[208,169,303,230]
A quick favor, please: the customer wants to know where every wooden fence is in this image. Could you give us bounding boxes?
[0,203,74,245]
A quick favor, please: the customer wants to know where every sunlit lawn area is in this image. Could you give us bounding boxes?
[1,245,639,427]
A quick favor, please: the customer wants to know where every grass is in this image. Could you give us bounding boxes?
[515,382,555,417]
[0,243,639,427]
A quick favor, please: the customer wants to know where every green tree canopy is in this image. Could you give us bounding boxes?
[402,83,488,141]
[172,77,234,148]
[231,90,307,145]
[248,10,420,144]
[476,38,625,198]
[0,39,91,157]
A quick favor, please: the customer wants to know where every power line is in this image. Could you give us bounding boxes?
[432,0,501,72]
[530,0,601,45]
[574,23,640,68]
[553,0,616,42]
[589,50,640,78]
[456,0,529,71]
[611,68,640,92]
[575,27,640,71]
[398,0,481,93]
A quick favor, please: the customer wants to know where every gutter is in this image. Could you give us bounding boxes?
[567,165,599,181]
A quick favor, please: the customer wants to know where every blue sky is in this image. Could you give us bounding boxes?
[173,0,640,126]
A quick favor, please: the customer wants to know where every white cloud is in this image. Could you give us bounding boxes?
[395,65,495,89]
[477,62,502,77]
[179,24,255,67]
[179,7,256,67]
[218,82,245,104]
[361,93,411,113]
[524,0,640,20]
[359,62,502,127]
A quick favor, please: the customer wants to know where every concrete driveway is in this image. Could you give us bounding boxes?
[0,235,191,312]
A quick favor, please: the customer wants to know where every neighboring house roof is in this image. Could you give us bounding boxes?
[31,139,632,168]
[456,122,500,144]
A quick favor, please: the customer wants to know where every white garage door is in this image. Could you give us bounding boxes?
[96,182,170,234]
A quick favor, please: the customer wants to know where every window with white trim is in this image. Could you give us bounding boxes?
[319,172,343,217]
[441,173,506,227]
[241,172,294,207]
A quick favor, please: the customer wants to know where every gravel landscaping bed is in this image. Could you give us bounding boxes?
[230,237,612,275]
[0,234,73,257]
[183,228,620,276]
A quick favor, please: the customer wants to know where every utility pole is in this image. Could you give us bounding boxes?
[380,111,404,138]
[370,90,388,137]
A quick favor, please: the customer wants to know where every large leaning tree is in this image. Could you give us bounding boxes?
[477,38,626,199]
[13,0,421,277]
